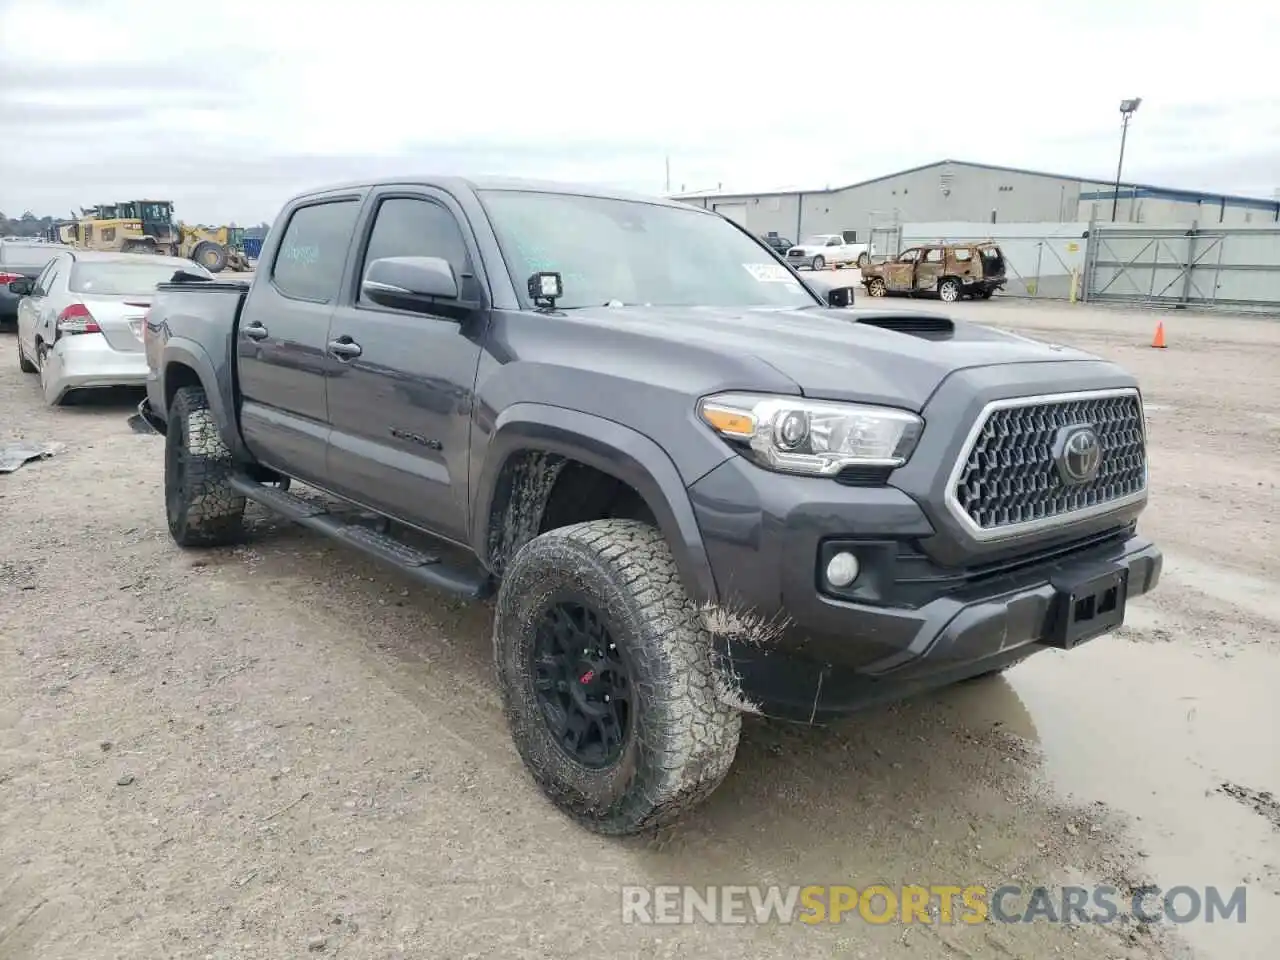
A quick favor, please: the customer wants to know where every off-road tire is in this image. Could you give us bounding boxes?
[811,255,826,271]
[17,339,36,373]
[867,277,887,297]
[164,385,246,547]
[192,241,228,273]
[938,278,962,303]
[494,518,742,836]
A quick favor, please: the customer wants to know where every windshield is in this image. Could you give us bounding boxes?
[479,190,818,310]
[69,260,209,296]
[141,202,171,222]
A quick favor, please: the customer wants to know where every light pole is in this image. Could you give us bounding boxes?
[1112,97,1142,222]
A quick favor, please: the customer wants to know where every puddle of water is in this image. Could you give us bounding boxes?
[1008,635,1280,960]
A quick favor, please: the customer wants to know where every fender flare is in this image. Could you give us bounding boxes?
[160,337,245,456]
[470,403,721,608]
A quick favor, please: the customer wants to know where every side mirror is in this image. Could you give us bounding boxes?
[361,256,459,312]
[826,286,856,308]
[8,278,33,296]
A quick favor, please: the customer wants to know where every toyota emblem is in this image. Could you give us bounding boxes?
[1054,425,1102,485]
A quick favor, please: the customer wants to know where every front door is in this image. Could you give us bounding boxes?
[885,248,920,292]
[236,197,363,485]
[324,190,489,545]
[915,247,945,292]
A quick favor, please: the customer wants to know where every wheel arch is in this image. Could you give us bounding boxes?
[471,403,721,607]
[160,339,246,457]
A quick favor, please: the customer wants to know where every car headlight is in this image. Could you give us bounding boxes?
[697,392,923,476]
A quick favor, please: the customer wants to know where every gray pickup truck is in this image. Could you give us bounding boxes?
[139,176,1162,836]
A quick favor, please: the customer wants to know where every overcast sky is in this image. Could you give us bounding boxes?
[1,0,1277,225]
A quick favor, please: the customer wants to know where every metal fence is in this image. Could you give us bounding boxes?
[1083,224,1280,314]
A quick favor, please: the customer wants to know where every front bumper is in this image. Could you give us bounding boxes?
[688,456,1162,722]
[45,334,148,403]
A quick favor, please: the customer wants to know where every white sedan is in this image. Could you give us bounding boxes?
[14,250,212,406]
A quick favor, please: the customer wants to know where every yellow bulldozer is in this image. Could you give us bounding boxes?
[60,200,250,273]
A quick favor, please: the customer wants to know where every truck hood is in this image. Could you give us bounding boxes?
[562,304,1101,410]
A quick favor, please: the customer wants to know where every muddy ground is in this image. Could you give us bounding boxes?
[1,300,1276,960]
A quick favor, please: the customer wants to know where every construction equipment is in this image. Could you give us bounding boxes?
[60,201,249,273]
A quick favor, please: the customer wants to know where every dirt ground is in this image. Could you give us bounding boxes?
[1,299,1277,960]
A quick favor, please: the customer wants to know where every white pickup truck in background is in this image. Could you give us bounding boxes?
[785,233,874,271]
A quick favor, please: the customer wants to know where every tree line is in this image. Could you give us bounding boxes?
[1,210,272,239]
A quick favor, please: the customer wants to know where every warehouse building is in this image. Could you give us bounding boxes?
[673,159,1280,243]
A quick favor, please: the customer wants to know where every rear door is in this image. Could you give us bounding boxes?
[915,247,945,292]
[324,188,490,543]
[20,255,68,355]
[236,196,362,485]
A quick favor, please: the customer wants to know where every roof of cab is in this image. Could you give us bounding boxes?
[288,175,703,211]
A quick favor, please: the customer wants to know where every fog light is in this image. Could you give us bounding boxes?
[825,551,860,588]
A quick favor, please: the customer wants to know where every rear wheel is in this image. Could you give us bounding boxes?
[867,277,887,297]
[938,278,961,303]
[494,519,741,835]
[164,385,246,547]
[857,252,870,268]
[192,241,228,273]
[811,255,825,271]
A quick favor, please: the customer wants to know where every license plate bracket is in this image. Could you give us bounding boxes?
[1045,563,1128,649]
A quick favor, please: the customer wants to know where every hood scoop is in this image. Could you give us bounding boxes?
[852,311,955,339]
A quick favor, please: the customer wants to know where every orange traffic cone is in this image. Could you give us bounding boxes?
[1151,321,1167,349]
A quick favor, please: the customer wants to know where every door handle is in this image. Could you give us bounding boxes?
[327,337,362,359]
[244,322,269,341]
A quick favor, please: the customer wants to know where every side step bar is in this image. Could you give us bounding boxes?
[229,475,493,600]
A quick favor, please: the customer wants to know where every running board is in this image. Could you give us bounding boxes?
[229,475,493,600]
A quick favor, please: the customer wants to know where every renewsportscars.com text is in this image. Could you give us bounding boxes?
[621,884,1248,926]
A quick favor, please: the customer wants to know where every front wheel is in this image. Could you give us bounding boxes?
[938,278,961,303]
[493,519,742,835]
[867,277,887,297]
[811,255,825,271]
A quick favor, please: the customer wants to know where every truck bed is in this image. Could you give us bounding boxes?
[142,278,252,432]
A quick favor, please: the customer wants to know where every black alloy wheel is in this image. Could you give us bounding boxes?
[532,599,630,769]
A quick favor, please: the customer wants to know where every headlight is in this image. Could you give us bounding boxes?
[697,392,923,476]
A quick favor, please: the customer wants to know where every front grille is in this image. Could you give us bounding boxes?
[950,390,1146,537]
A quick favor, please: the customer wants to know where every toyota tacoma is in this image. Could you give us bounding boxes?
[138,176,1161,836]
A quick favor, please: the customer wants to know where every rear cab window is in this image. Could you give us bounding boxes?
[271,200,362,302]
